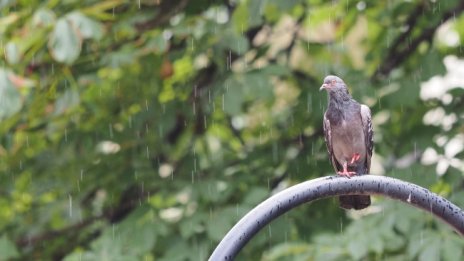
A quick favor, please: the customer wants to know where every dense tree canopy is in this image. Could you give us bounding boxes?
[1,0,464,260]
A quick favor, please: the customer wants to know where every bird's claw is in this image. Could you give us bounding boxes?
[337,171,356,178]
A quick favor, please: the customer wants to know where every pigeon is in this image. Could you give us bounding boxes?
[320,75,373,210]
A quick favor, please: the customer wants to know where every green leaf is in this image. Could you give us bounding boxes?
[243,72,273,100]
[207,208,237,241]
[441,237,463,261]
[243,187,269,206]
[49,18,82,64]
[0,235,19,259]
[232,2,249,32]
[179,213,205,239]
[4,41,20,64]
[218,28,249,55]
[420,51,446,78]
[223,77,244,115]
[159,241,191,261]
[66,11,104,40]
[248,0,265,28]
[0,69,22,119]
[418,236,440,261]
[145,31,168,54]
[54,89,80,115]
[346,233,369,260]
[32,8,56,27]
[263,242,312,260]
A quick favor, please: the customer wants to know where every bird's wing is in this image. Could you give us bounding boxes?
[323,112,342,171]
[360,104,373,172]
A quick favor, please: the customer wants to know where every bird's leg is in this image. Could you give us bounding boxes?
[337,161,356,178]
[350,153,361,164]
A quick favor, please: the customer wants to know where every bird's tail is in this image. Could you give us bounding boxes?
[339,195,371,210]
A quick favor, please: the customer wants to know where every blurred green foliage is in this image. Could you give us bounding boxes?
[0,0,464,260]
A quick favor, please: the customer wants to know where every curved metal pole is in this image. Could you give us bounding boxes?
[209,175,464,260]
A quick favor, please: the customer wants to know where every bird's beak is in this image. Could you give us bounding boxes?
[319,84,328,91]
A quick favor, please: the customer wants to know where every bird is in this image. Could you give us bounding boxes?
[319,75,373,210]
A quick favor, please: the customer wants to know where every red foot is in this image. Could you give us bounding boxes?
[337,162,356,178]
[350,153,361,164]
[337,170,356,178]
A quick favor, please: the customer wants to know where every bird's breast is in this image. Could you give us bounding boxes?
[331,119,366,163]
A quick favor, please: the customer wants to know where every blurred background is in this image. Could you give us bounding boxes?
[0,0,464,260]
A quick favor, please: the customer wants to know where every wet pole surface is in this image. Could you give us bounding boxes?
[209,175,464,261]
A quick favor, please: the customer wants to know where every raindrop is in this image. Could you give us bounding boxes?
[228,50,232,70]
[109,124,113,138]
[272,142,278,162]
[194,157,197,172]
[222,94,225,111]
[146,146,149,159]
[340,217,343,233]
[159,124,163,137]
[68,194,72,217]
[307,94,312,112]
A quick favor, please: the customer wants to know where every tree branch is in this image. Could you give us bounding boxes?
[374,1,464,79]
[135,0,190,31]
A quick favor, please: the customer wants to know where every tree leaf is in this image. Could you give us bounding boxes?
[418,236,440,261]
[49,18,82,64]
[223,77,244,115]
[0,69,22,119]
[5,41,20,64]
[0,235,19,259]
[32,8,56,27]
[54,89,80,115]
[66,11,104,40]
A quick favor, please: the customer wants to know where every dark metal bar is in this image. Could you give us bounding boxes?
[209,175,464,260]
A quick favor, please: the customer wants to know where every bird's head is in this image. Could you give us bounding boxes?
[319,75,348,93]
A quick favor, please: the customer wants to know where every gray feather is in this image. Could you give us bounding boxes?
[320,75,373,210]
